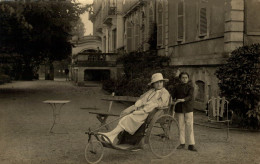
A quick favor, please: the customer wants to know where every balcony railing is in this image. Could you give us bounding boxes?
[74,53,118,67]
[76,61,117,67]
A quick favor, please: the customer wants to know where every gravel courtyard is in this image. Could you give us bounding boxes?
[0,80,259,164]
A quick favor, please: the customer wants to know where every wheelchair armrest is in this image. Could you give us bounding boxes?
[156,106,169,110]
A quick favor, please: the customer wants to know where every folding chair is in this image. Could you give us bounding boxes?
[206,96,233,140]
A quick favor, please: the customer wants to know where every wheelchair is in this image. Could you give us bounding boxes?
[84,101,179,164]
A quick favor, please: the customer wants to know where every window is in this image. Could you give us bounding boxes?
[112,29,117,52]
[103,36,106,53]
[195,80,205,102]
[157,3,163,46]
[198,0,208,37]
[134,18,140,50]
[127,21,133,52]
[199,6,208,37]
[141,11,145,44]
[177,1,184,41]
[149,8,154,36]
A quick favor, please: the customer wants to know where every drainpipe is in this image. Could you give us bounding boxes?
[243,0,245,45]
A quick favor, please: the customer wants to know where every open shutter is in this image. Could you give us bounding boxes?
[141,11,145,44]
[157,3,163,46]
[127,21,133,52]
[177,1,184,40]
[149,8,154,36]
[199,7,207,36]
[135,18,140,50]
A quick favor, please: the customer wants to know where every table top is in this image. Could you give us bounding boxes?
[43,100,71,104]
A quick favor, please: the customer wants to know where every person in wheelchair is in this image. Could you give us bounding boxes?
[99,73,170,144]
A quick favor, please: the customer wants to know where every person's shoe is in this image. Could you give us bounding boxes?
[188,145,197,151]
[177,144,185,149]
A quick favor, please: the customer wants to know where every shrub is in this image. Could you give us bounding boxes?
[102,67,179,97]
[0,74,11,84]
[103,24,179,98]
[215,44,260,129]
[117,50,170,80]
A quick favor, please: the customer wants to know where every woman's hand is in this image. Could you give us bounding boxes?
[176,99,185,103]
[134,100,143,108]
[132,110,145,115]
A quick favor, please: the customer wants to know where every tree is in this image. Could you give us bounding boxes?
[71,19,85,39]
[0,1,86,80]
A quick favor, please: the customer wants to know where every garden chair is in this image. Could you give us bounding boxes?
[206,96,233,140]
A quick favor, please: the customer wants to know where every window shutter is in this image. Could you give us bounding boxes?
[177,1,184,40]
[141,12,145,44]
[135,19,140,50]
[112,29,117,52]
[127,21,133,52]
[199,7,207,36]
[149,8,154,36]
[178,1,183,15]
[157,3,163,46]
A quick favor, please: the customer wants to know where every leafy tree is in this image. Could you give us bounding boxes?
[215,44,260,129]
[71,19,85,39]
[0,1,86,80]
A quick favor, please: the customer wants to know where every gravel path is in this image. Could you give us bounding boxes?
[0,80,259,164]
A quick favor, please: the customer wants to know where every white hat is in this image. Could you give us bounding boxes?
[148,73,169,85]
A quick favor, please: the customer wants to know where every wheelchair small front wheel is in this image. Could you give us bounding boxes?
[85,140,104,164]
[148,114,179,158]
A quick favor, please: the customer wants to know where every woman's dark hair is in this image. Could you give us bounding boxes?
[179,72,189,79]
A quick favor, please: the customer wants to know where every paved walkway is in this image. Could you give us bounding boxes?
[0,80,259,164]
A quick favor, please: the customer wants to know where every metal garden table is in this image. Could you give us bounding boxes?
[43,100,70,133]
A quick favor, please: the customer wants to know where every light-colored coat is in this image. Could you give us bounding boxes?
[119,88,170,135]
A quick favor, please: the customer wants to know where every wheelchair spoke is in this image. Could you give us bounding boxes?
[85,140,104,164]
[148,115,180,158]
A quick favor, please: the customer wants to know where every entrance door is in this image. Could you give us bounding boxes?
[84,69,110,81]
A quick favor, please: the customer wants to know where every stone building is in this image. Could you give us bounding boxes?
[89,0,260,110]
[162,0,260,109]
[70,0,124,84]
[70,35,102,82]
[89,0,124,53]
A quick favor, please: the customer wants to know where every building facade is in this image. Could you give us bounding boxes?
[90,0,260,110]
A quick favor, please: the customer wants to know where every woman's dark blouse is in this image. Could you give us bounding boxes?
[172,83,194,113]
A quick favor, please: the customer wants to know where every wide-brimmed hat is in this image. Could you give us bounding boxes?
[148,73,169,85]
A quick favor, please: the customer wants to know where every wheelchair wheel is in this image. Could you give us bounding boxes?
[85,140,104,164]
[148,114,179,158]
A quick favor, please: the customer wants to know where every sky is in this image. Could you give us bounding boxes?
[78,0,93,36]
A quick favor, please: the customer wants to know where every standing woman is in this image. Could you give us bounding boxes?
[100,73,170,144]
[172,72,197,151]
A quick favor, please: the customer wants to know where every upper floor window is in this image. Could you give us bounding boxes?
[157,3,163,46]
[149,8,154,36]
[199,0,208,37]
[177,0,184,41]
[135,18,140,50]
[112,29,117,52]
[126,21,133,52]
[141,11,145,44]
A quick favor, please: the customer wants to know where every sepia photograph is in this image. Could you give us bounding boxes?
[0,0,259,163]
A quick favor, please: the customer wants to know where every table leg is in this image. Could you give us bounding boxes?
[49,103,65,133]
